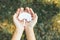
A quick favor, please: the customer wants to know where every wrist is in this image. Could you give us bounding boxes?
[16,27,24,32]
[25,26,34,31]
[12,27,24,40]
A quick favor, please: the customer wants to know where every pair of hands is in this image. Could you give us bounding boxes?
[13,7,38,30]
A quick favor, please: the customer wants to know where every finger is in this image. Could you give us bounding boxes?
[32,13,36,20]
[34,13,38,22]
[32,13,38,20]
[13,8,20,21]
[13,13,18,22]
[16,8,21,18]
[20,7,24,13]
[34,13,38,19]
[16,8,20,14]
[29,8,34,17]
[19,19,24,23]
[30,13,38,27]
[13,14,24,24]
[16,8,24,19]
[25,7,30,13]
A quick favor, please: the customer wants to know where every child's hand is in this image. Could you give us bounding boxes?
[13,7,38,30]
[24,7,38,29]
[13,8,24,30]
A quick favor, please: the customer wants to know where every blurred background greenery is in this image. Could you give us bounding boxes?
[0,0,60,40]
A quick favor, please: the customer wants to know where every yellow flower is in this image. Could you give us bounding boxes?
[53,0,58,4]
[7,24,15,34]
[2,20,8,26]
